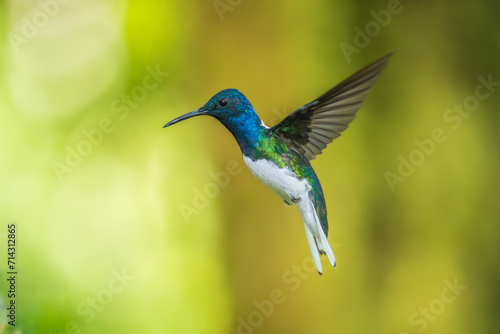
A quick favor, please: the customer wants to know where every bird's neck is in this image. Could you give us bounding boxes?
[218,113,267,157]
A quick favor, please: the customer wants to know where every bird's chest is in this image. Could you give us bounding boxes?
[243,155,310,203]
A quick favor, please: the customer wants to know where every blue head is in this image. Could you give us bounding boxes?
[164,89,264,153]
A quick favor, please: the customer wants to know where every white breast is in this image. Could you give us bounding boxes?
[243,155,310,203]
[243,154,336,273]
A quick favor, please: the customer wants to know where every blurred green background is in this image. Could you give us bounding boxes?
[0,0,499,333]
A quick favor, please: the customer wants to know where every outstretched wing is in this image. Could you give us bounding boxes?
[270,54,391,160]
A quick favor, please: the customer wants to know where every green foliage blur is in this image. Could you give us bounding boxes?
[0,0,499,333]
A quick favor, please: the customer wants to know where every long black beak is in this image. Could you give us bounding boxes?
[163,109,207,128]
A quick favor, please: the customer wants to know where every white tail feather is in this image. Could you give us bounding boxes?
[318,226,336,267]
[297,196,336,274]
[303,224,323,274]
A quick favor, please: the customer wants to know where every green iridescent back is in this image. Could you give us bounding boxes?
[248,129,329,236]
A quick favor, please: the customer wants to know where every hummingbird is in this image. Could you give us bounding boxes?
[164,55,390,274]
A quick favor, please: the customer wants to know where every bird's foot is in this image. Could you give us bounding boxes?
[283,195,301,205]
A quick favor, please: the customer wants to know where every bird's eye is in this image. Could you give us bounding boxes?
[218,98,228,107]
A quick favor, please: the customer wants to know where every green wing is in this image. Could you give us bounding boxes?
[270,54,391,160]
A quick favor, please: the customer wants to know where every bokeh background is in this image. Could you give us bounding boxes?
[0,0,499,333]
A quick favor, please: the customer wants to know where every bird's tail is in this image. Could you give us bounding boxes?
[297,199,336,274]
[303,223,336,275]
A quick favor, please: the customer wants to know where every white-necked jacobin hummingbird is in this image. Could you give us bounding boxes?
[164,55,390,274]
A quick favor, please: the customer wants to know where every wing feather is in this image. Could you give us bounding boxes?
[270,54,392,160]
